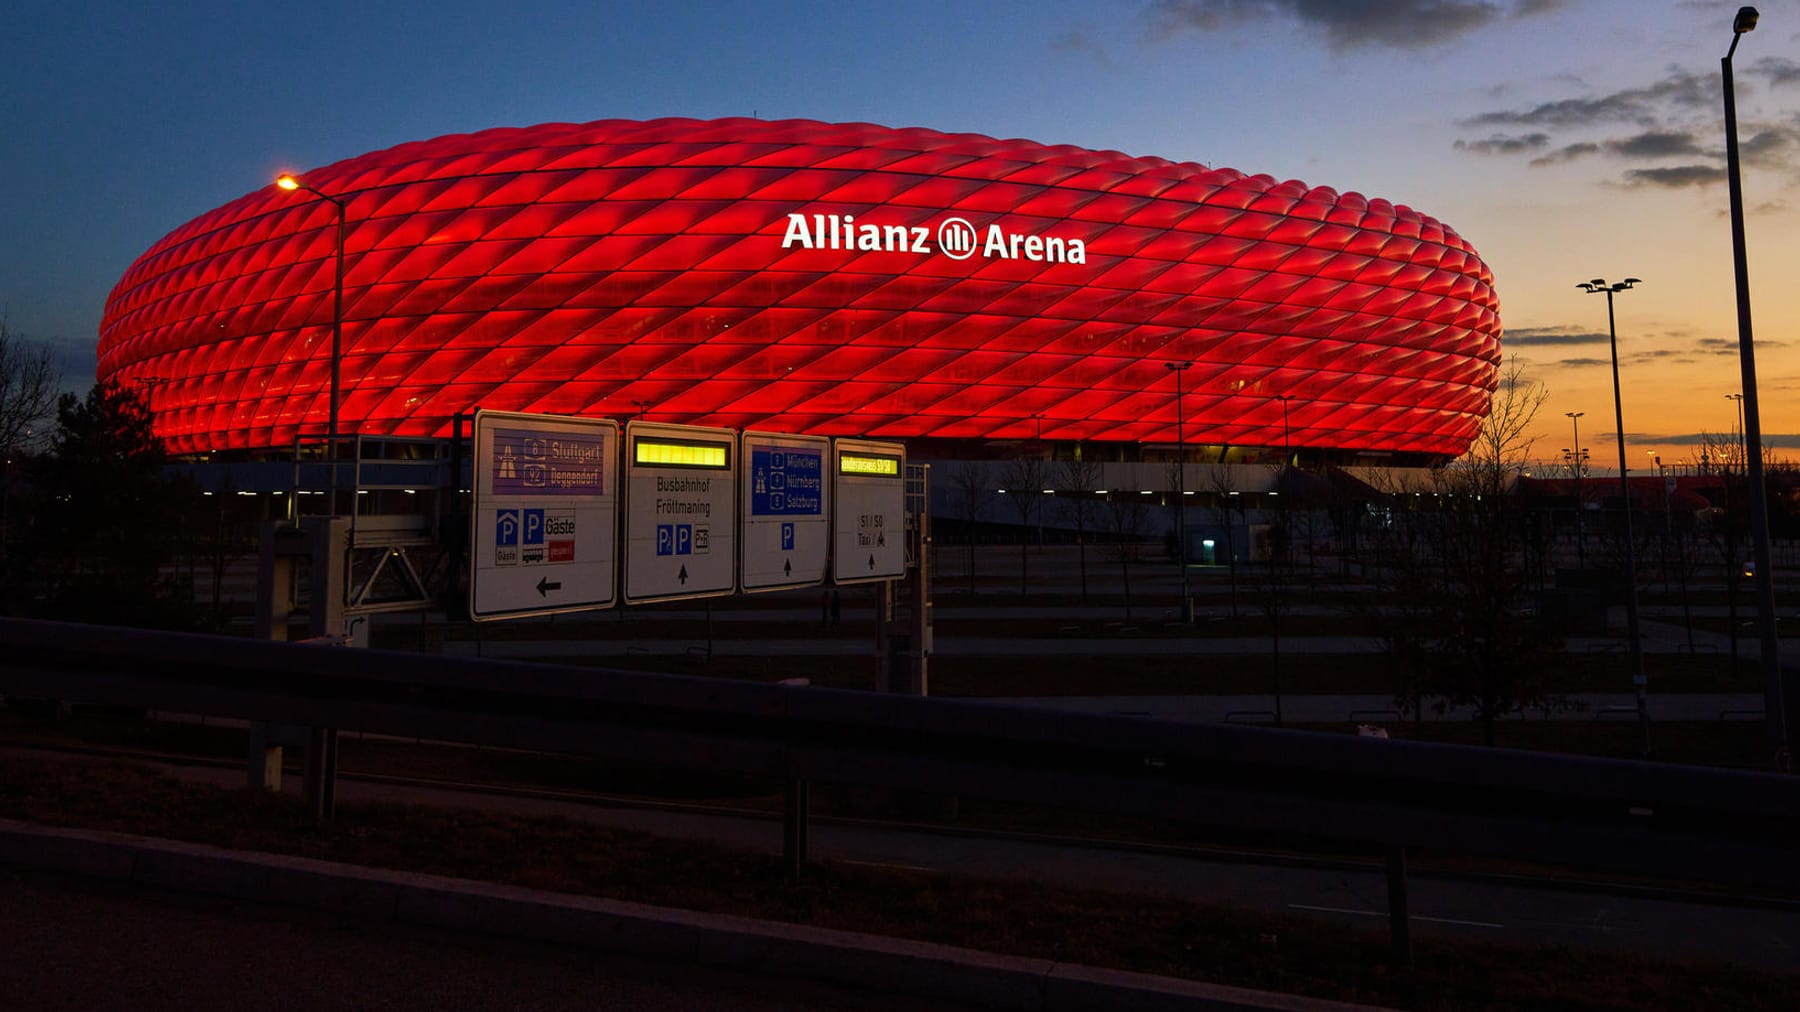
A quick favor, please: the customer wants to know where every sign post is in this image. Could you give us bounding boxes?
[469,410,618,621]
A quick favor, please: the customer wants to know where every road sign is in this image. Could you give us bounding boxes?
[740,432,829,592]
[624,421,737,603]
[469,411,618,621]
[833,437,906,584]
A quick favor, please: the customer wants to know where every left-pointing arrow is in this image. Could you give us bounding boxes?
[536,577,562,596]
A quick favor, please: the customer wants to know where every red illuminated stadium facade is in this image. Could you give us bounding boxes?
[98,118,1501,464]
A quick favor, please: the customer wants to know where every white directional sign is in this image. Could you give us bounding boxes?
[469,410,618,621]
[740,432,830,592]
[624,421,737,604]
[832,438,907,584]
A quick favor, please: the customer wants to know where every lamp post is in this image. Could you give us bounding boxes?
[1167,362,1192,622]
[1577,277,1649,757]
[1722,6,1789,768]
[1277,395,1292,469]
[275,173,347,482]
[1567,410,1586,566]
[1725,392,1746,463]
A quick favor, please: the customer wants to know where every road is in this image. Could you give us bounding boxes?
[0,866,979,1012]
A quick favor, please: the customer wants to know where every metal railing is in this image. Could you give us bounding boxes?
[2,615,1798,968]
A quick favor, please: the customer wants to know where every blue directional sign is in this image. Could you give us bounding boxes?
[750,446,823,517]
[739,432,830,592]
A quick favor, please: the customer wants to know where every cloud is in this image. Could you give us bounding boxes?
[1739,127,1795,168]
[1751,56,1800,88]
[1454,132,1549,155]
[1142,0,1559,52]
[1051,29,1113,68]
[1605,130,1709,159]
[1462,70,1714,129]
[1622,164,1728,187]
[1528,141,1600,166]
[1503,326,1606,346]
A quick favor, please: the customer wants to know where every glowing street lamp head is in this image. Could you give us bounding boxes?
[275,174,301,191]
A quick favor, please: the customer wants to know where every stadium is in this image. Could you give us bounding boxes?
[97,117,1501,470]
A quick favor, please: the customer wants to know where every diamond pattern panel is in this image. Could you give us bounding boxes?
[98,117,1501,455]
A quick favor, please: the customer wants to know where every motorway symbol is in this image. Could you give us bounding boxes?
[536,577,562,596]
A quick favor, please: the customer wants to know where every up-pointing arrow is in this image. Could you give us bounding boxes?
[867,553,876,571]
[678,564,689,585]
[784,558,792,577]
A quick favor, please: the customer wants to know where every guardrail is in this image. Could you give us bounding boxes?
[3,615,1798,969]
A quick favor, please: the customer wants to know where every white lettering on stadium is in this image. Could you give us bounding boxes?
[779,213,1085,265]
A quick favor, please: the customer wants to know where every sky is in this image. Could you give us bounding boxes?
[4,0,1796,470]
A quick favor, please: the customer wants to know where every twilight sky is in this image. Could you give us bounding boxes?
[3,0,1795,468]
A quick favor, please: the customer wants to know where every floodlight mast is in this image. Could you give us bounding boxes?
[1577,277,1648,757]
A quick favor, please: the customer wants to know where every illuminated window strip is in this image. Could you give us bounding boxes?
[839,453,901,477]
[635,439,730,469]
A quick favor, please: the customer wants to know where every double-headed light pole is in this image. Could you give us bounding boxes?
[1578,277,1648,758]
[1721,5,1791,767]
[275,173,347,468]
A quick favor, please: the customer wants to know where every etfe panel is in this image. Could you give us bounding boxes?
[470,410,618,621]
[832,438,906,584]
[624,422,737,604]
[740,432,830,592]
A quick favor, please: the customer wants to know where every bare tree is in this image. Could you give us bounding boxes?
[0,320,59,456]
[999,455,1048,596]
[1057,457,1104,603]
[1365,361,1563,745]
[1696,429,1750,667]
[1204,464,1243,617]
[1102,488,1151,620]
[947,463,992,596]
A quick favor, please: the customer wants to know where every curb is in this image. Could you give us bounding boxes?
[0,818,1384,1012]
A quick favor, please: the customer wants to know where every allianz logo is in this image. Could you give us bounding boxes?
[779,213,1087,264]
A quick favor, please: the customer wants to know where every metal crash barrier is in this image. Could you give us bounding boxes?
[4,616,1799,969]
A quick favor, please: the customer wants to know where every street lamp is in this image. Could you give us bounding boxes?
[1277,395,1292,469]
[1725,392,1746,463]
[275,173,347,475]
[1167,362,1192,622]
[1722,6,1790,768]
[1577,277,1649,757]
[1566,410,1586,566]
